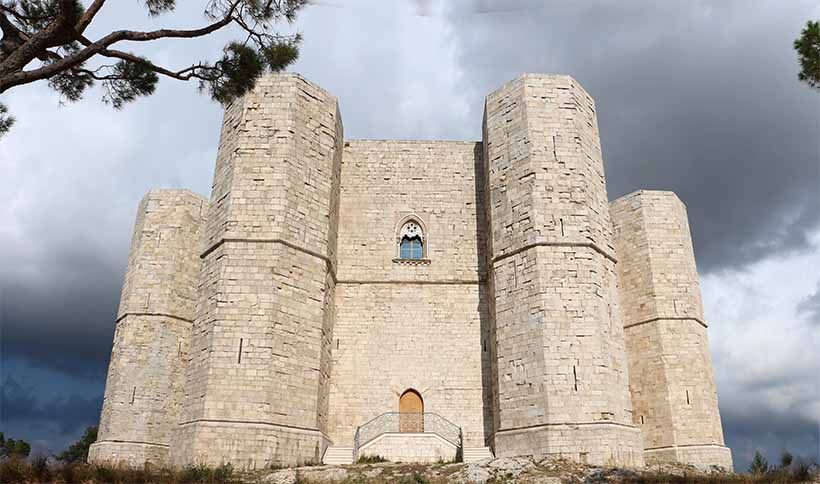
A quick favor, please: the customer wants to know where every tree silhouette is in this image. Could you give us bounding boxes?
[749,449,770,475]
[795,20,820,90]
[0,0,306,136]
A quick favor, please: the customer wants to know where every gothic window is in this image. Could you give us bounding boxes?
[400,236,423,260]
[396,218,427,261]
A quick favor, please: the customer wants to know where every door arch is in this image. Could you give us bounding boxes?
[399,389,423,432]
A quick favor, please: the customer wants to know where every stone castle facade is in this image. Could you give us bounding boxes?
[88,73,732,470]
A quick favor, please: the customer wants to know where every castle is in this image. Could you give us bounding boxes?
[88,73,732,470]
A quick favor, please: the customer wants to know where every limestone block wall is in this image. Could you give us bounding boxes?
[359,433,459,463]
[171,74,344,469]
[89,189,207,467]
[483,74,643,467]
[610,190,732,469]
[327,141,492,448]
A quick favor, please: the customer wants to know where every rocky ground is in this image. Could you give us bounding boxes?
[256,456,815,484]
[3,454,818,483]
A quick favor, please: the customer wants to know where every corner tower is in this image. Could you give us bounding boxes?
[483,74,643,466]
[171,74,343,469]
[610,190,732,468]
[89,189,207,467]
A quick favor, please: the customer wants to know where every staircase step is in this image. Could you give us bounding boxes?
[462,447,494,463]
[322,446,354,465]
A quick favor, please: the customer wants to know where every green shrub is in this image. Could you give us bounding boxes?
[749,450,770,475]
[93,463,117,482]
[179,462,234,483]
[213,463,234,483]
[58,426,98,464]
[355,454,388,464]
[398,472,428,484]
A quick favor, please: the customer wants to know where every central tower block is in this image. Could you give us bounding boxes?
[172,74,343,469]
[483,74,643,466]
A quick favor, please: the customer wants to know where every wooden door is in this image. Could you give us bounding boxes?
[399,390,423,432]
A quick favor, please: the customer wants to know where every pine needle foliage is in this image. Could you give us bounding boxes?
[795,20,820,90]
[0,0,305,136]
[57,426,98,464]
[748,450,770,475]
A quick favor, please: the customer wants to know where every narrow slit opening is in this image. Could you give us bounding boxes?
[573,365,578,391]
[238,338,243,364]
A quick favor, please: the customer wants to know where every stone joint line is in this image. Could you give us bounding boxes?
[495,421,639,434]
[95,440,169,448]
[623,316,708,330]
[115,312,194,325]
[178,419,329,439]
[491,241,618,265]
[200,237,337,280]
[644,444,730,451]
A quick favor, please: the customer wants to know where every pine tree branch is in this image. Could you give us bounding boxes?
[94,46,218,82]
[0,0,80,77]
[76,0,107,34]
[0,0,244,92]
[0,4,55,23]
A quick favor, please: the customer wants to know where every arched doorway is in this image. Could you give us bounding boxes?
[399,389,424,432]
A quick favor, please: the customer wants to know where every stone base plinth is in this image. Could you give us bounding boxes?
[358,433,459,463]
[87,441,169,467]
[494,422,645,468]
[645,444,733,470]
[170,421,329,470]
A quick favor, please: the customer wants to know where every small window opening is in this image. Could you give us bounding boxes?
[238,338,243,364]
[686,390,690,405]
[397,218,426,260]
[400,236,423,260]
[640,415,645,425]
[131,386,136,405]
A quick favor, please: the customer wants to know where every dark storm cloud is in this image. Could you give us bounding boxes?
[445,0,820,273]
[2,376,102,436]
[1,277,118,379]
[0,222,124,378]
[723,408,819,470]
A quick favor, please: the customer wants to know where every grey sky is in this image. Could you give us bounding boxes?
[1,0,818,468]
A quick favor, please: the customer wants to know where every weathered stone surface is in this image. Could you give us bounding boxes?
[89,189,207,468]
[90,73,729,471]
[358,433,458,463]
[327,140,491,450]
[172,74,343,469]
[483,74,642,467]
[456,463,492,483]
[611,190,732,469]
[261,468,297,484]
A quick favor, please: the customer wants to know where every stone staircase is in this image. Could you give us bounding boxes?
[322,446,354,465]
[462,447,494,463]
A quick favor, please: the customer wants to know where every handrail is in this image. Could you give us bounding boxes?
[352,412,463,457]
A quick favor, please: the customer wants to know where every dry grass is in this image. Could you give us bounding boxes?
[2,456,816,484]
[622,470,815,484]
[0,457,238,484]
